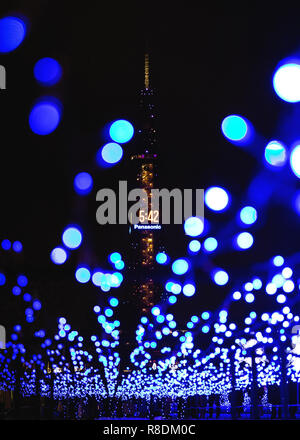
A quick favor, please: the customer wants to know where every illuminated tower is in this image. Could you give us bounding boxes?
[129,53,160,314]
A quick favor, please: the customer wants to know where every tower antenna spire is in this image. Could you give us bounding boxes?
[144,52,150,89]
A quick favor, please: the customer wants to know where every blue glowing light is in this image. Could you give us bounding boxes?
[172,259,189,275]
[168,295,177,304]
[104,308,113,318]
[109,120,134,144]
[62,226,82,249]
[273,63,300,102]
[213,270,229,286]
[114,260,125,270]
[221,115,248,141]
[0,273,6,286]
[156,252,168,264]
[0,16,26,53]
[109,297,119,307]
[17,275,28,287]
[75,267,91,283]
[240,206,257,225]
[205,187,229,212]
[99,142,123,164]
[109,252,121,264]
[277,294,286,304]
[232,291,241,300]
[29,99,62,135]
[202,325,210,334]
[201,312,210,320]
[1,239,11,250]
[151,307,160,316]
[50,247,67,265]
[34,57,62,86]
[182,284,196,297]
[236,232,254,249]
[74,172,93,195]
[290,144,300,178]
[273,255,284,267]
[293,191,300,215]
[203,237,218,252]
[184,217,204,237]
[188,240,201,252]
[12,286,21,296]
[33,300,41,310]
[23,293,31,302]
[245,293,255,303]
[264,140,287,167]
[171,283,181,295]
[13,241,22,252]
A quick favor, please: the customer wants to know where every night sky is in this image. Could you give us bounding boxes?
[1,2,300,348]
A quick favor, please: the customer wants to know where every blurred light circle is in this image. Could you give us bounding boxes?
[221,115,248,141]
[172,258,189,275]
[0,273,6,286]
[205,187,229,211]
[265,140,287,166]
[273,255,284,266]
[290,144,300,178]
[13,241,22,252]
[233,291,241,300]
[75,267,91,283]
[273,63,300,102]
[151,306,160,316]
[277,294,286,304]
[114,260,124,270]
[156,252,167,264]
[74,172,93,195]
[50,247,67,265]
[171,283,181,294]
[188,239,201,252]
[100,142,123,164]
[17,275,28,287]
[29,99,62,135]
[203,237,218,252]
[240,206,257,225]
[0,16,26,53]
[236,232,254,249]
[213,270,229,285]
[92,271,103,286]
[34,57,62,86]
[109,297,119,307]
[184,216,204,237]
[245,293,255,303]
[62,226,82,249]
[1,239,11,250]
[182,283,195,297]
[109,120,134,143]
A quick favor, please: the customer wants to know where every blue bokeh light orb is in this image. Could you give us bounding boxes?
[109,252,121,264]
[264,140,287,167]
[172,258,189,275]
[75,267,91,283]
[99,142,123,164]
[221,115,248,141]
[240,206,257,225]
[213,269,229,286]
[290,144,300,178]
[13,241,22,252]
[0,273,6,286]
[0,16,26,53]
[184,217,204,237]
[205,187,229,212]
[34,57,62,86]
[293,191,300,215]
[62,226,82,249]
[156,252,168,264]
[1,239,11,250]
[203,237,218,252]
[29,99,62,135]
[236,232,254,249]
[188,240,201,253]
[109,120,134,143]
[50,247,67,264]
[182,283,196,297]
[273,62,300,103]
[74,172,93,195]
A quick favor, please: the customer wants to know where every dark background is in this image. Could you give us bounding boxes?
[0,2,300,347]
